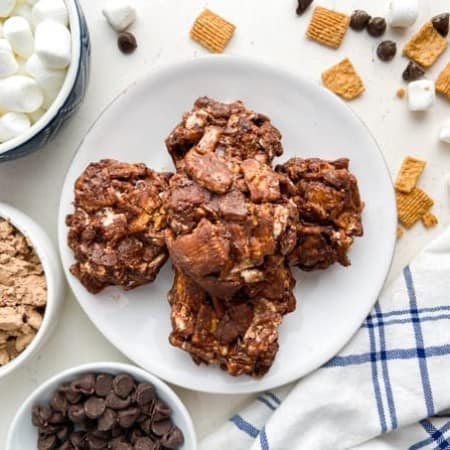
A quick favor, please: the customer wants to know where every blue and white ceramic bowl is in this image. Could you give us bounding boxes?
[0,0,91,162]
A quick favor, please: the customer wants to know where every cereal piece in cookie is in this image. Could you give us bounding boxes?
[321,58,365,100]
[435,62,450,100]
[306,6,350,49]
[190,9,236,53]
[396,187,434,228]
[422,211,438,228]
[403,21,448,69]
[395,156,426,193]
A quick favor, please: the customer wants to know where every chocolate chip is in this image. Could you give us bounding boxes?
[151,418,172,436]
[113,374,135,398]
[402,61,425,82]
[51,391,68,414]
[85,396,106,419]
[431,13,449,37]
[134,437,156,450]
[105,392,132,410]
[78,418,97,432]
[86,432,108,450]
[65,388,82,405]
[109,436,127,449]
[140,418,152,435]
[114,443,133,450]
[367,17,386,37]
[152,400,171,422]
[350,10,371,31]
[69,431,86,446]
[376,40,397,61]
[98,408,117,431]
[71,373,96,395]
[95,374,114,397]
[161,426,185,449]
[135,384,155,406]
[32,405,52,427]
[117,407,141,428]
[128,427,144,444]
[49,411,66,425]
[68,404,86,423]
[118,32,137,54]
[58,442,74,450]
[296,0,313,15]
[111,424,124,438]
[56,424,73,441]
[38,434,58,450]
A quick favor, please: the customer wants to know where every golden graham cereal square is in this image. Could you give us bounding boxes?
[396,187,434,228]
[395,156,427,194]
[321,58,365,100]
[436,62,450,100]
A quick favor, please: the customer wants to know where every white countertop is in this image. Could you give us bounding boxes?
[0,0,449,445]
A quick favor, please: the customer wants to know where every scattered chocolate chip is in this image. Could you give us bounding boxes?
[161,426,185,449]
[38,434,58,450]
[95,374,114,397]
[98,408,117,431]
[134,437,156,450]
[105,392,132,410]
[135,383,155,406]
[402,61,425,81]
[51,391,68,414]
[118,32,137,54]
[152,400,172,422]
[117,407,141,428]
[71,373,96,395]
[68,404,86,423]
[376,40,397,61]
[85,396,106,419]
[350,10,371,31]
[151,418,173,436]
[431,13,449,37]
[367,17,386,37]
[296,0,313,15]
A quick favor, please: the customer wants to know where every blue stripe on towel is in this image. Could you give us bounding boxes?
[265,392,281,405]
[363,314,450,328]
[259,427,270,450]
[229,414,260,438]
[404,266,435,417]
[257,396,277,411]
[410,420,450,449]
[369,305,450,321]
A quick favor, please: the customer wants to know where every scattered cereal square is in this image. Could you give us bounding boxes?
[321,58,365,100]
[395,156,427,194]
[436,62,450,100]
[396,187,434,228]
[403,22,448,69]
[306,6,350,49]
[397,226,404,239]
[422,211,438,228]
[190,9,236,53]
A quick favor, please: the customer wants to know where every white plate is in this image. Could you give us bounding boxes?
[58,56,396,394]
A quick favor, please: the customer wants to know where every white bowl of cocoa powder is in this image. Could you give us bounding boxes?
[0,202,65,379]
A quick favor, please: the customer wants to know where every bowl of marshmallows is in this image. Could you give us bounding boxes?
[0,0,90,162]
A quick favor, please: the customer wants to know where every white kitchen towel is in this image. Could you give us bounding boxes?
[200,227,450,450]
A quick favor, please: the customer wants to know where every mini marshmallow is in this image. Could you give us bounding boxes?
[388,0,419,28]
[32,0,68,26]
[0,38,18,78]
[34,20,71,69]
[0,112,30,142]
[11,3,32,23]
[439,120,450,144]
[26,53,64,91]
[0,75,43,112]
[0,0,16,18]
[102,0,136,32]
[3,16,33,58]
[407,80,435,111]
[28,107,45,123]
[41,86,58,109]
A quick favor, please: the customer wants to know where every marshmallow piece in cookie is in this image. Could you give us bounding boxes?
[3,16,34,58]
[0,112,31,142]
[407,80,435,111]
[0,0,16,18]
[103,0,136,32]
[32,0,68,26]
[439,120,450,144]
[0,39,18,78]
[388,0,419,28]
[0,75,43,113]
[34,20,71,69]
[26,53,65,91]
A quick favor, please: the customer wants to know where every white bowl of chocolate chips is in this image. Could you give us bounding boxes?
[0,202,64,379]
[6,362,197,450]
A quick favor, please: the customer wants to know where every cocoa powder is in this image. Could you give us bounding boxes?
[0,218,47,365]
